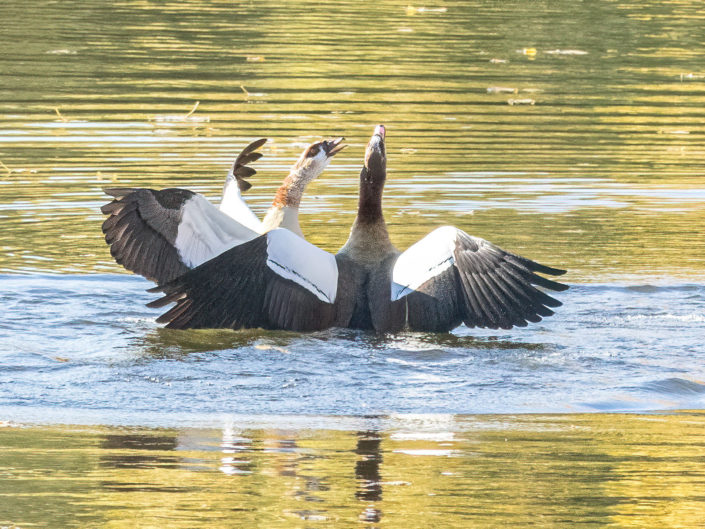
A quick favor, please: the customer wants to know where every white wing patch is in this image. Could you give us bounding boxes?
[176,194,259,268]
[265,229,338,303]
[219,176,264,233]
[391,226,459,301]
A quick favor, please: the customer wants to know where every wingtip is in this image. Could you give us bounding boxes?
[235,138,267,162]
[231,139,267,192]
[237,179,253,192]
[146,297,167,309]
[155,313,173,324]
[553,282,570,292]
[249,137,268,151]
[532,273,570,293]
[103,187,134,198]
[533,263,568,276]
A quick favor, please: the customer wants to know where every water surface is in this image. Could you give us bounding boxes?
[1,0,704,526]
[1,0,703,279]
[1,275,704,423]
[2,414,705,528]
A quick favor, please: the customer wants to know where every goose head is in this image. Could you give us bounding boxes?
[291,137,346,184]
[361,124,386,188]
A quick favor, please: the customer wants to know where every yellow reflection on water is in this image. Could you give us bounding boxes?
[1,0,705,280]
[2,414,705,527]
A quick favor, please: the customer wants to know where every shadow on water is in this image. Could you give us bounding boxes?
[133,327,285,356]
[133,325,550,359]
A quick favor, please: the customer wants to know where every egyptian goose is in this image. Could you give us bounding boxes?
[101,137,345,284]
[150,126,567,332]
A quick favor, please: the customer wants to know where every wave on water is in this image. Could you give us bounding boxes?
[639,378,705,396]
[0,274,704,425]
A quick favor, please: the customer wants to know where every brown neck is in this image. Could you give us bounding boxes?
[271,173,304,209]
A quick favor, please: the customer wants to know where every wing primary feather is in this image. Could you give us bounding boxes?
[469,272,502,322]
[146,290,186,309]
[102,203,135,231]
[109,230,130,258]
[233,166,257,179]
[103,187,137,199]
[236,151,263,166]
[500,263,562,300]
[483,273,531,327]
[457,252,499,326]
[235,151,263,166]
[456,266,490,327]
[472,272,513,328]
[497,265,539,304]
[101,201,126,216]
[163,299,194,328]
[109,217,133,243]
[496,264,562,317]
[127,237,146,272]
[237,179,253,192]
[236,138,267,160]
[507,253,567,276]
[525,272,569,292]
[157,298,190,324]
[479,272,524,327]
[232,138,267,192]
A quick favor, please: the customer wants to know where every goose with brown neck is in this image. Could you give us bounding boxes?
[261,138,345,237]
[101,137,344,284]
[150,125,568,332]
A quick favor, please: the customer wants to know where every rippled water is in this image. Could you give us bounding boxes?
[2,0,704,279]
[3,414,705,528]
[1,275,705,423]
[1,0,704,526]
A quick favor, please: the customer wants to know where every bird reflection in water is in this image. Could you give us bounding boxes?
[355,430,383,523]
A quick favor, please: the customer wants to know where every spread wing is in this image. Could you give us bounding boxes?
[101,139,266,284]
[218,138,267,232]
[148,228,339,331]
[101,189,258,284]
[392,226,568,331]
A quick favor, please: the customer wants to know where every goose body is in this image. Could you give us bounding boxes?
[101,137,344,284]
[151,126,567,333]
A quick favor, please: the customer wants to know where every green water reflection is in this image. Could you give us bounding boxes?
[1,0,704,280]
[1,413,705,527]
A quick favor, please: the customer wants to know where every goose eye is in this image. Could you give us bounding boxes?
[307,144,320,157]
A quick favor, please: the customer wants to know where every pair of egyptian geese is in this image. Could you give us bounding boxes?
[102,126,568,332]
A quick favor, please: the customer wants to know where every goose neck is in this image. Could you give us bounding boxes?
[272,171,306,209]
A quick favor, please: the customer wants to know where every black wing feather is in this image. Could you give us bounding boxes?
[231,138,267,192]
[150,235,335,331]
[101,188,191,284]
[102,140,265,282]
[403,228,568,332]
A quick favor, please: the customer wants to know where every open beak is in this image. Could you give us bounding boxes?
[323,137,347,157]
